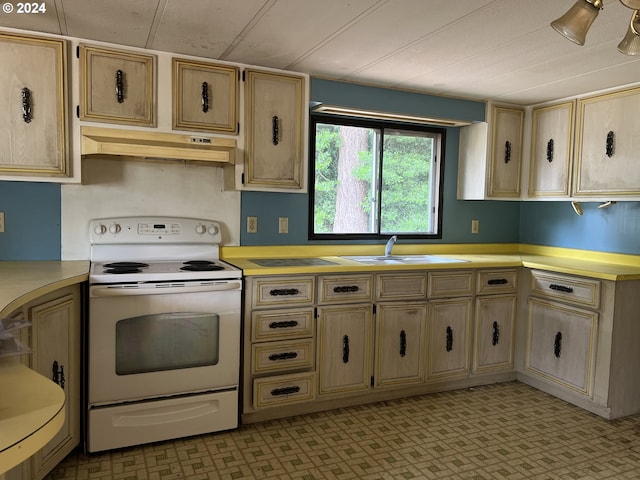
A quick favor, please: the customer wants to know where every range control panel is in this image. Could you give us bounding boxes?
[90,217,222,244]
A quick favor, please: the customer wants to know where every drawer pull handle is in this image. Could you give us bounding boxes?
[272,115,279,145]
[22,87,33,123]
[606,131,614,158]
[343,335,350,363]
[554,331,562,358]
[446,326,453,352]
[492,321,500,346]
[333,285,360,293]
[488,278,508,285]
[547,138,554,162]
[504,140,511,164]
[400,329,407,357]
[115,69,124,103]
[271,386,300,396]
[268,320,299,329]
[549,283,573,293]
[201,81,209,113]
[268,352,298,361]
[269,288,300,296]
[52,360,65,389]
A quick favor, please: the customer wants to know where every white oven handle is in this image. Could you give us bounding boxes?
[90,280,242,297]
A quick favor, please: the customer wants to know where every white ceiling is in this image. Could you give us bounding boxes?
[2,0,639,105]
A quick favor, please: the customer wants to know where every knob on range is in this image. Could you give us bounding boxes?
[94,224,107,235]
[195,224,220,236]
[109,223,122,234]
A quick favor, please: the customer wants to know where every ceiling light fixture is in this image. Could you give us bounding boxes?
[597,200,617,208]
[571,201,584,215]
[551,0,640,55]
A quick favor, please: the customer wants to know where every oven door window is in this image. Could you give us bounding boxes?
[115,312,219,375]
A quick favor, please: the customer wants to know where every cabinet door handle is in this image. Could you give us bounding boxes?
[115,69,124,103]
[269,288,300,296]
[268,320,298,329]
[342,334,350,363]
[549,283,573,294]
[504,140,512,164]
[201,81,209,113]
[268,352,298,361]
[22,87,33,123]
[333,285,360,293]
[554,331,562,358]
[487,278,508,285]
[547,138,554,162]
[271,386,300,396]
[492,321,500,346]
[272,115,279,145]
[52,360,65,389]
[446,326,453,352]
[400,329,407,357]
[606,131,614,158]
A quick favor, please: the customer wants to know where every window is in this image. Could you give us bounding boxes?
[310,114,445,239]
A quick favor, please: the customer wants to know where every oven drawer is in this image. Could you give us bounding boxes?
[251,339,314,375]
[253,372,316,409]
[530,270,600,308]
[251,307,315,342]
[252,276,315,308]
[318,274,374,304]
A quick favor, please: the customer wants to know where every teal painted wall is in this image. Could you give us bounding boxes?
[0,181,61,260]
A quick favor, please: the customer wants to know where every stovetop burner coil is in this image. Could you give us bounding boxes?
[103,261,149,274]
[180,260,224,272]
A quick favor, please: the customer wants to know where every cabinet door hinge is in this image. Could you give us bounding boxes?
[76,105,80,118]
[372,304,377,314]
[76,45,80,58]
[314,307,317,319]
[241,173,245,184]
[370,376,374,387]
[242,70,246,82]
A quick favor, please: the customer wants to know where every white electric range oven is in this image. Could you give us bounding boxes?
[86,216,242,453]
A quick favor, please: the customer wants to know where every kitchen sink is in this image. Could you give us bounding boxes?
[342,254,468,265]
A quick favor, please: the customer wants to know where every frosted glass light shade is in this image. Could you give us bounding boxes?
[617,10,640,54]
[551,0,601,45]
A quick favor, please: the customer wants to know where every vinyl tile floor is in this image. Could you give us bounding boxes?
[46,381,640,480]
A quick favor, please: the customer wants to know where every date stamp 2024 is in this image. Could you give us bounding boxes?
[2,2,47,14]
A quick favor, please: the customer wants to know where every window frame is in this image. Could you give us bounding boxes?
[308,113,446,241]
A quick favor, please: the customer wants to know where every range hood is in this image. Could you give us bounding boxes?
[81,126,236,165]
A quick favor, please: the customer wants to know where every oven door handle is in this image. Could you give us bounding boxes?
[90,280,242,297]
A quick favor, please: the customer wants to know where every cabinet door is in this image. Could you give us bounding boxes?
[375,303,427,388]
[172,58,238,134]
[488,106,523,197]
[317,304,372,396]
[80,45,155,126]
[244,69,305,190]
[574,87,640,196]
[526,298,598,395]
[0,33,68,177]
[529,101,574,197]
[29,288,80,479]
[473,294,516,373]
[427,298,472,379]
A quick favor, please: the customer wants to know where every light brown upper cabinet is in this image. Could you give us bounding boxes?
[573,86,640,197]
[79,45,156,127]
[172,58,239,134]
[243,69,306,190]
[0,32,68,177]
[528,101,575,198]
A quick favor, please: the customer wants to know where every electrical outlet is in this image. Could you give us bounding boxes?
[247,216,258,233]
[471,219,479,234]
[278,217,289,234]
[0,212,4,233]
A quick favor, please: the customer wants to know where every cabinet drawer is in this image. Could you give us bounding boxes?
[253,372,316,409]
[476,269,518,295]
[252,276,314,308]
[318,274,373,304]
[427,271,473,298]
[251,339,314,375]
[530,270,600,308]
[376,273,427,301]
[251,308,314,342]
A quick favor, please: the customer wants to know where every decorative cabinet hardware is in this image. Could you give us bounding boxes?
[269,288,300,296]
[268,352,298,361]
[504,140,512,164]
[201,81,209,113]
[606,131,614,158]
[268,320,298,329]
[446,326,453,352]
[21,87,32,123]
[487,278,508,285]
[270,386,300,396]
[52,360,65,389]
[342,335,350,363]
[547,138,554,162]
[272,115,279,145]
[554,332,562,358]
[333,285,360,293]
[549,284,573,294]
[492,321,500,346]
[115,69,124,103]
[400,329,407,357]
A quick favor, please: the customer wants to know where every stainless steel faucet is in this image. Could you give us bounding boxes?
[384,235,397,257]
